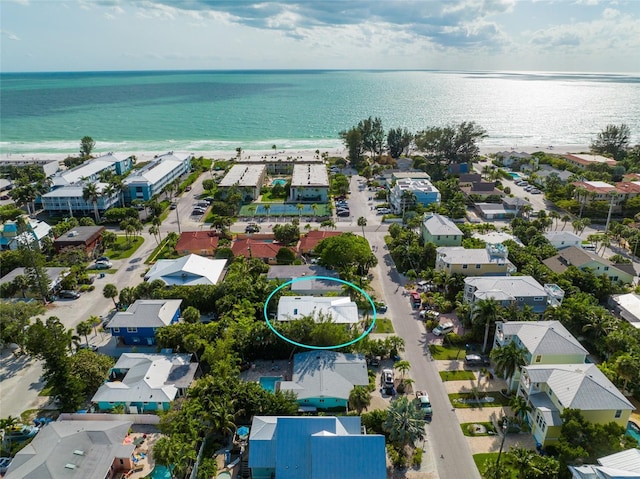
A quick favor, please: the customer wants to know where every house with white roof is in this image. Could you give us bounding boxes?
[517,363,633,447]
[493,320,588,391]
[277,296,359,324]
[92,353,197,412]
[543,231,582,250]
[421,213,463,246]
[278,351,369,410]
[435,244,516,276]
[495,150,533,168]
[289,163,330,203]
[0,216,51,251]
[218,164,267,201]
[249,415,386,479]
[106,299,182,345]
[50,152,134,188]
[609,292,640,329]
[3,420,136,479]
[144,254,226,286]
[124,152,192,202]
[464,276,562,316]
[389,178,441,213]
[41,182,120,217]
[569,448,640,479]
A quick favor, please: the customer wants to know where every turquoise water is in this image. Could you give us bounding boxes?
[1,70,639,154]
[272,179,287,186]
[627,421,640,444]
[509,173,522,180]
[259,376,283,392]
[150,465,173,479]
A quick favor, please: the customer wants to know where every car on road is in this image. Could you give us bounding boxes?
[185,185,192,191]
[337,210,350,217]
[170,202,177,209]
[245,224,260,233]
[415,391,433,419]
[0,457,12,474]
[432,321,455,336]
[58,290,80,299]
[93,260,112,270]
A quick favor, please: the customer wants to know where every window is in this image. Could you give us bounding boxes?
[127,327,137,333]
[112,327,120,333]
[517,297,523,301]
[535,355,541,363]
[437,235,441,240]
[534,297,543,302]
[475,264,481,269]
[615,410,622,418]
[604,266,609,271]
[462,264,468,269]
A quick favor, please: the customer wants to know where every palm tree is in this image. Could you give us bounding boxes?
[491,341,526,391]
[263,203,271,222]
[0,415,20,452]
[12,274,30,298]
[103,283,118,308]
[76,320,93,348]
[296,203,304,219]
[508,395,532,423]
[82,183,101,223]
[357,216,367,238]
[348,385,371,414]
[311,203,318,221]
[382,395,425,447]
[247,205,256,222]
[549,210,561,231]
[506,446,534,479]
[394,359,411,380]
[149,225,160,245]
[473,298,500,354]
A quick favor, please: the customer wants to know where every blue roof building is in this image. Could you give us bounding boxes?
[249,416,386,479]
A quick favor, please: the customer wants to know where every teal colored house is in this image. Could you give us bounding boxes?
[92,353,198,412]
[278,351,368,411]
[249,416,386,479]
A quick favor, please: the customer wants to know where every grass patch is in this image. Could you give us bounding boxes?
[429,344,465,360]
[461,422,497,437]
[440,370,476,381]
[104,235,144,260]
[374,317,394,333]
[38,384,54,397]
[449,392,510,408]
[260,192,286,202]
[473,453,517,479]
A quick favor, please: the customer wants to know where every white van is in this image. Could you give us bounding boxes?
[432,322,455,336]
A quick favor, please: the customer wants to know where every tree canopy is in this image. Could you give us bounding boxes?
[315,233,377,277]
[591,124,631,161]
[414,121,487,170]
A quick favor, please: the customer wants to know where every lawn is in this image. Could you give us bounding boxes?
[104,235,144,260]
[429,344,466,360]
[461,422,497,437]
[260,192,286,202]
[146,238,180,264]
[373,317,394,333]
[449,392,511,408]
[440,370,476,381]
[472,453,517,479]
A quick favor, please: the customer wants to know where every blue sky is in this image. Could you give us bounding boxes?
[1,0,639,72]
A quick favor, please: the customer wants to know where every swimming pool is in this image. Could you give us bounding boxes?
[271,179,287,186]
[259,376,283,393]
[509,172,522,180]
[626,421,640,444]
[150,465,173,479]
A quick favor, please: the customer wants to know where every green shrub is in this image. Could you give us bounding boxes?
[425,319,439,331]
[412,447,423,467]
[387,444,407,468]
[79,285,95,292]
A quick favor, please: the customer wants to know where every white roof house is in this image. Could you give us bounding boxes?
[51,153,130,187]
[107,299,183,329]
[610,293,640,329]
[92,353,196,407]
[144,254,226,286]
[543,231,583,250]
[464,276,554,315]
[422,213,463,236]
[219,164,267,188]
[570,449,640,479]
[495,321,588,359]
[291,163,329,188]
[277,296,359,324]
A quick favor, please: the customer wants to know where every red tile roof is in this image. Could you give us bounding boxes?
[232,237,294,260]
[298,230,342,254]
[176,231,219,254]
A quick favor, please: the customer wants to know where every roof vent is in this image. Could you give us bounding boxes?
[65,464,77,469]
[68,230,79,237]
[73,450,84,456]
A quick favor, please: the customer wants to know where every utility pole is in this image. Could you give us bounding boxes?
[494,418,508,479]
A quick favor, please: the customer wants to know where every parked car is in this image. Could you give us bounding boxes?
[94,261,112,270]
[77,343,98,352]
[337,211,350,217]
[185,185,192,191]
[245,224,260,233]
[0,457,11,474]
[58,290,80,299]
[524,185,533,192]
[367,356,381,367]
[381,368,394,394]
[95,255,110,262]
[419,309,440,320]
[375,302,388,314]
[377,208,391,215]
[0,195,10,201]
[170,202,177,209]
[415,391,433,419]
[432,321,455,336]
[530,188,542,194]
[464,354,490,367]
[5,425,39,442]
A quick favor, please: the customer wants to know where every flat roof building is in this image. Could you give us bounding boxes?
[51,153,134,188]
[277,296,359,324]
[219,164,267,201]
[289,164,330,203]
[124,152,192,202]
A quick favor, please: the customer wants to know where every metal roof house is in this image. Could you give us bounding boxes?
[92,353,197,412]
[543,246,635,285]
[144,254,226,286]
[278,351,369,410]
[569,448,640,479]
[4,420,135,479]
[609,292,640,329]
[543,231,582,250]
[277,296,359,324]
[421,213,463,246]
[435,244,516,276]
[518,363,633,447]
[0,217,51,251]
[106,299,182,346]
[248,415,386,479]
[266,265,342,294]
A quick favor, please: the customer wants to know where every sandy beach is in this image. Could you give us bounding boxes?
[0,144,591,165]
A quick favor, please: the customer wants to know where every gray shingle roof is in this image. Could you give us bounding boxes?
[422,213,463,236]
[523,364,633,411]
[107,299,182,328]
[465,275,546,298]
[501,321,587,357]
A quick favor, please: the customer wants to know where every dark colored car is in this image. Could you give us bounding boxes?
[58,290,80,299]
[464,354,491,367]
[245,223,260,233]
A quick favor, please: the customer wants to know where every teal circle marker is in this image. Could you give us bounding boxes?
[263,276,377,350]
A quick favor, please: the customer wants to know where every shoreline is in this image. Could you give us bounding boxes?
[0,144,591,165]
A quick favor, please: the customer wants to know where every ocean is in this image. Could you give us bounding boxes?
[1,70,639,154]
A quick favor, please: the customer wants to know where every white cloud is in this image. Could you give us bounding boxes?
[1,30,21,41]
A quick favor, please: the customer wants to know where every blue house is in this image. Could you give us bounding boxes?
[124,152,192,203]
[92,353,197,412]
[107,299,182,346]
[278,351,369,411]
[249,416,386,479]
